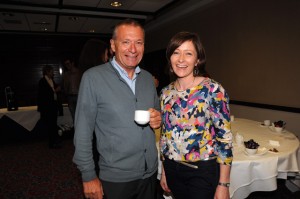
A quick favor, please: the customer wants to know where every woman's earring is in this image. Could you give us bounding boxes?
[194,68,199,75]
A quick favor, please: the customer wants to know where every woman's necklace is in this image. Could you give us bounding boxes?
[176,77,196,92]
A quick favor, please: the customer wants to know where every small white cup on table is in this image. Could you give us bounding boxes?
[134,110,150,125]
[264,120,271,126]
[235,133,244,146]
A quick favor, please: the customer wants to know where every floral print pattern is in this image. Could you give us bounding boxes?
[160,78,233,165]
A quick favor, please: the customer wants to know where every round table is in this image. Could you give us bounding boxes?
[230,118,299,199]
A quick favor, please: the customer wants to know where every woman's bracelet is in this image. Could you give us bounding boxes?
[218,182,230,187]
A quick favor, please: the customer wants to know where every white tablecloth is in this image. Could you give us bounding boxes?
[0,106,41,131]
[0,105,73,131]
[230,118,299,199]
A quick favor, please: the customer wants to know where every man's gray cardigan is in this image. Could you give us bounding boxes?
[73,62,160,182]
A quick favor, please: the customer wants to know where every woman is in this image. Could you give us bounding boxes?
[160,32,233,199]
[37,65,61,148]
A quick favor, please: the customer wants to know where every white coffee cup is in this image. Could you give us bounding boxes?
[264,120,271,126]
[134,110,150,125]
[230,115,235,122]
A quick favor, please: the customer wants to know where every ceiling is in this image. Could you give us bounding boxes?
[0,0,215,36]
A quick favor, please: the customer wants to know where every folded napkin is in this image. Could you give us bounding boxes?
[269,140,280,146]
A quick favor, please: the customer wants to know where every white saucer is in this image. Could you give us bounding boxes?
[260,123,270,127]
[244,147,268,156]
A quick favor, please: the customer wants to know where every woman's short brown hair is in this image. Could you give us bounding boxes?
[166,31,207,77]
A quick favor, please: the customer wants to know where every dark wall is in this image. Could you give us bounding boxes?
[142,49,170,94]
[0,34,109,108]
[0,33,168,109]
[146,0,300,109]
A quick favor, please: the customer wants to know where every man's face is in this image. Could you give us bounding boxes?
[64,60,73,70]
[110,25,144,72]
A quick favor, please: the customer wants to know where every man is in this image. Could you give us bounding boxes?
[62,57,82,122]
[73,19,162,199]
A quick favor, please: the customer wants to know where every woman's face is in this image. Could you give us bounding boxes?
[170,40,199,79]
[46,69,54,79]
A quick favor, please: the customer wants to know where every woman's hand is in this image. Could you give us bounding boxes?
[160,166,171,193]
[160,174,171,193]
[214,185,230,199]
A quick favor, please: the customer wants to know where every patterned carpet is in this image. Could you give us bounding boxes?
[0,134,83,199]
[1,132,299,199]
[245,179,300,199]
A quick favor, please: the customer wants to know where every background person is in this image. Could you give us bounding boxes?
[78,38,109,72]
[73,19,162,199]
[160,31,233,199]
[37,65,61,149]
[62,57,82,123]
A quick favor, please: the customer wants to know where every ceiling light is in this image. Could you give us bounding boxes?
[34,21,50,25]
[69,16,79,21]
[110,1,122,7]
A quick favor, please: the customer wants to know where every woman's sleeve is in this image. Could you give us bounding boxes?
[210,83,233,165]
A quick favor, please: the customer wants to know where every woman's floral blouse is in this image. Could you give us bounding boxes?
[160,78,233,165]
